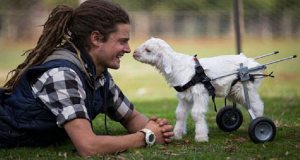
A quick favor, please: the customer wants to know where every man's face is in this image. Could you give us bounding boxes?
[90,23,131,73]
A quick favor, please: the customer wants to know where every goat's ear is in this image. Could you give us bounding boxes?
[239,52,246,57]
[163,58,172,74]
[162,50,172,74]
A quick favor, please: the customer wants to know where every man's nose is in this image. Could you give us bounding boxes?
[124,43,131,53]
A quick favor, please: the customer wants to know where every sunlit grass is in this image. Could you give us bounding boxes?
[0,38,299,159]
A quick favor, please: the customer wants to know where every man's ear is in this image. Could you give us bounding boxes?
[90,31,103,46]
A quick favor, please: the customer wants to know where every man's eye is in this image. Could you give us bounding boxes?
[119,40,128,44]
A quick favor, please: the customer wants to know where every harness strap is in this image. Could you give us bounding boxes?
[231,71,274,88]
[225,71,274,108]
[173,55,218,112]
[250,71,274,79]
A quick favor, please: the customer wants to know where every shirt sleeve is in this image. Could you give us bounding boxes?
[105,76,134,122]
[31,67,89,127]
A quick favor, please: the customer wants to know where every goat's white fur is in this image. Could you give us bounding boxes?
[133,38,264,142]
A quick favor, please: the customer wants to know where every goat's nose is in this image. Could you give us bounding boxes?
[132,50,140,59]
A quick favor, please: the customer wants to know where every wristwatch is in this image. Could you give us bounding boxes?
[139,129,156,147]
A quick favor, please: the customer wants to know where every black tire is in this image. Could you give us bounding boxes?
[248,117,276,143]
[216,105,243,132]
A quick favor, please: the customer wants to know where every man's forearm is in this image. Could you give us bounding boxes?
[64,118,146,157]
[121,110,149,133]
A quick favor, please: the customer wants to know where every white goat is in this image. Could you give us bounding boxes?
[133,38,264,142]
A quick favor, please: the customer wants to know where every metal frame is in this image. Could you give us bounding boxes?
[211,52,297,120]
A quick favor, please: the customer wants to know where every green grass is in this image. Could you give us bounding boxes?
[0,38,299,159]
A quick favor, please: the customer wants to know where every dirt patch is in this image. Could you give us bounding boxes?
[276,72,300,82]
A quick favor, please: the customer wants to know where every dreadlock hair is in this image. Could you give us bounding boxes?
[70,0,130,50]
[3,0,130,94]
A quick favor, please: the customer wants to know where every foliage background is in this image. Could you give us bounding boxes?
[0,0,300,41]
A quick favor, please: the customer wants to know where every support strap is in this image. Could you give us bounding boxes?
[225,71,274,109]
[173,55,218,112]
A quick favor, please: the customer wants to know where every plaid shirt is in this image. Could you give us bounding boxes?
[31,67,134,127]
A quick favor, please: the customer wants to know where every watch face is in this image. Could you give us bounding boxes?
[149,134,155,142]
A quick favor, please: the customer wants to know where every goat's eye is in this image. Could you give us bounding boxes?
[145,48,151,53]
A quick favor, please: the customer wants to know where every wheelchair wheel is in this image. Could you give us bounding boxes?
[216,105,243,132]
[248,117,276,143]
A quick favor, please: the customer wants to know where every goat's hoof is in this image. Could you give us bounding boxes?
[172,134,183,140]
[195,135,209,142]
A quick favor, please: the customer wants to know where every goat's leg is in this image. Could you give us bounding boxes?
[228,82,264,118]
[248,89,264,117]
[173,98,190,140]
[191,93,210,142]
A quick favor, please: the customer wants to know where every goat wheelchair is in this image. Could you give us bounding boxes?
[212,52,297,143]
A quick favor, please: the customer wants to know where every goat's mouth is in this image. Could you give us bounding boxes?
[133,54,140,61]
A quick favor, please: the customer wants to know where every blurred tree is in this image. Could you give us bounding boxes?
[113,0,300,12]
[0,0,299,40]
[112,0,233,11]
[0,0,40,10]
[0,0,78,41]
[0,0,41,41]
[42,0,78,8]
[243,0,275,14]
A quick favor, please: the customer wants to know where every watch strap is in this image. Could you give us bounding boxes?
[139,129,155,147]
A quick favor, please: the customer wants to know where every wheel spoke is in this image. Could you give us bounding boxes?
[216,105,243,132]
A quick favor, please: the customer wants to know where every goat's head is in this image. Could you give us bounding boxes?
[133,37,174,74]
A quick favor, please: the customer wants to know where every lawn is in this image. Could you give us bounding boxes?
[0,37,299,159]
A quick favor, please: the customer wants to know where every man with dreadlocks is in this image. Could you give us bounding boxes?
[0,0,173,157]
